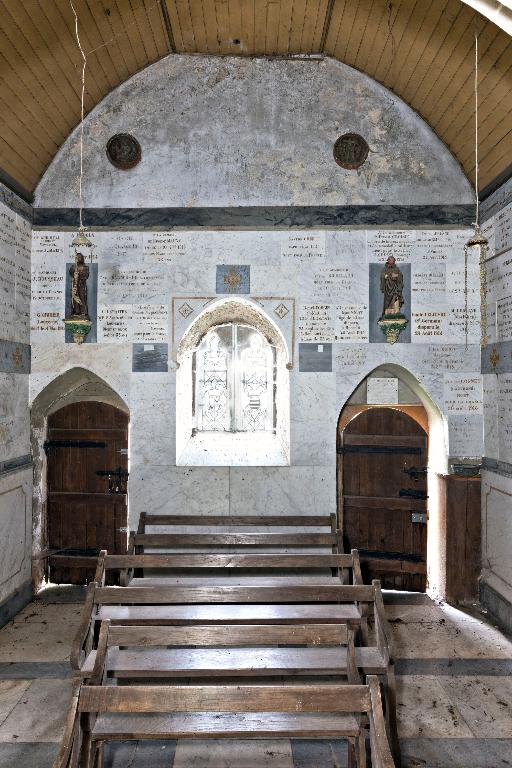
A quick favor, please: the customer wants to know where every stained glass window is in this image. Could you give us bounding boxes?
[193,324,275,433]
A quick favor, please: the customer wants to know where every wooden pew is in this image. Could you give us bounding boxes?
[54,677,395,768]
[93,550,364,588]
[131,512,342,559]
[72,581,384,672]
[79,619,362,683]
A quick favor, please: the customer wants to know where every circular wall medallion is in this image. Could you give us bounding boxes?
[106,133,141,170]
[333,133,369,170]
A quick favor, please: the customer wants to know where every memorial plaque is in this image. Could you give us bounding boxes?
[98,305,131,342]
[497,296,512,341]
[444,374,483,414]
[498,374,512,461]
[367,231,416,263]
[299,343,332,372]
[495,200,512,253]
[144,232,187,263]
[412,311,446,341]
[449,414,484,457]
[367,377,399,404]
[334,305,368,342]
[100,263,164,303]
[132,343,168,373]
[335,345,368,372]
[305,265,367,304]
[411,263,446,307]
[131,304,168,342]
[281,233,325,261]
[0,202,15,249]
[299,304,335,341]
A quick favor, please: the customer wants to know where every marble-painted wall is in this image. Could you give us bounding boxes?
[35,56,473,209]
[30,227,483,529]
[0,188,33,610]
[479,180,512,628]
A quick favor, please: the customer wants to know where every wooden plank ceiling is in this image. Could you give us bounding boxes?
[0,0,510,200]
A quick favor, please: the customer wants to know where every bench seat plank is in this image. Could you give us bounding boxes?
[92,711,360,740]
[96,604,362,625]
[81,646,386,677]
[129,576,341,587]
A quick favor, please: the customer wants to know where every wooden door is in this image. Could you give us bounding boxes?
[339,408,428,591]
[46,402,128,584]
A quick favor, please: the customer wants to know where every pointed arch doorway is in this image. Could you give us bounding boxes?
[338,406,428,592]
[46,401,129,584]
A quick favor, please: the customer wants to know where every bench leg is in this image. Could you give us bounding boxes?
[79,714,92,768]
[347,737,356,768]
[93,742,104,768]
[384,663,401,768]
[356,733,367,768]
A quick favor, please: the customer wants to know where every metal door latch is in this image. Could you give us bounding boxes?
[411,512,427,524]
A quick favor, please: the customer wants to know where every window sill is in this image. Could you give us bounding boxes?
[177,432,289,467]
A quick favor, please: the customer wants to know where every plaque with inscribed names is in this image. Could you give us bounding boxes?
[444,375,482,414]
[98,305,131,342]
[334,305,368,342]
[144,233,187,263]
[499,375,512,460]
[131,304,168,342]
[367,377,398,404]
[281,233,325,261]
[497,296,512,341]
[412,311,446,340]
[299,304,334,341]
[495,201,512,253]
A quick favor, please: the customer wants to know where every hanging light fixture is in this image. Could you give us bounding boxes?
[64,1,94,344]
[464,32,489,350]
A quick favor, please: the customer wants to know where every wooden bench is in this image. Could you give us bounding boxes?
[54,677,395,768]
[93,550,363,588]
[130,513,342,558]
[80,619,362,682]
[71,581,381,669]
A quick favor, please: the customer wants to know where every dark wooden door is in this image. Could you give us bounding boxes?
[339,408,428,591]
[47,401,128,584]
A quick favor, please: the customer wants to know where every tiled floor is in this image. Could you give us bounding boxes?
[0,589,511,767]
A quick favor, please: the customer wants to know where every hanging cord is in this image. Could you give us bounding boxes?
[70,0,86,230]
[474,31,479,229]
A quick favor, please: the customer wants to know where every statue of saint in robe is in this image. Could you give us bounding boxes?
[69,252,90,318]
[380,256,404,318]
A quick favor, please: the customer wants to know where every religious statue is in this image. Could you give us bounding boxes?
[64,250,92,344]
[380,256,404,318]
[69,252,90,318]
[377,255,408,344]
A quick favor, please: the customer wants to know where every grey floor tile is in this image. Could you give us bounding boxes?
[290,739,348,768]
[0,678,71,742]
[104,740,177,767]
[401,738,512,767]
[0,742,58,768]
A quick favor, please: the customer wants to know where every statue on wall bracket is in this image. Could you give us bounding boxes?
[64,229,93,344]
[377,256,408,344]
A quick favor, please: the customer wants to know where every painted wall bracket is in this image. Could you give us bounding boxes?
[378,313,408,344]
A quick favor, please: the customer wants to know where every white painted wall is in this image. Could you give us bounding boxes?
[35,55,473,208]
[0,196,32,609]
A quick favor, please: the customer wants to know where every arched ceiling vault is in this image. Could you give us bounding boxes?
[0,0,511,202]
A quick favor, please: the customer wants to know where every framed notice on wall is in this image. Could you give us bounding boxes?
[367,377,399,404]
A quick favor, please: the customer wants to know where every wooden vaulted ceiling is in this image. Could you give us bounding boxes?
[1,0,511,201]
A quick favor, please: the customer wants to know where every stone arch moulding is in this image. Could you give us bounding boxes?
[176,297,290,467]
[30,367,129,591]
[336,363,449,599]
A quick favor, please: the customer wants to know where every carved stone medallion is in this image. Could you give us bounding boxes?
[106,133,142,170]
[333,133,369,170]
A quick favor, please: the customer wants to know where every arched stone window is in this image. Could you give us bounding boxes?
[176,299,290,466]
